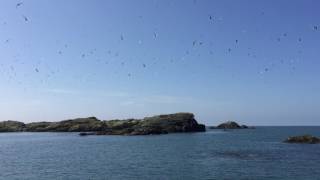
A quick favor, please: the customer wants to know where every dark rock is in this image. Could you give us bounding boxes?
[99,113,205,135]
[0,113,206,135]
[209,121,252,129]
[79,132,96,136]
[284,135,320,144]
[217,121,241,129]
[25,122,53,132]
[25,117,106,132]
[0,121,25,132]
[240,125,249,129]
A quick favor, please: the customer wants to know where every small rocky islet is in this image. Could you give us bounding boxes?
[208,121,254,129]
[0,113,205,135]
[284,135,320,144]
[209,121,319,144]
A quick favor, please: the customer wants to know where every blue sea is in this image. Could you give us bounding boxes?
[0,127,320,180]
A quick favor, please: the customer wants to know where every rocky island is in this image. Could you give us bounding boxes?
[284,135,320,144]
[0,113,206,135]
[209,121,253,129]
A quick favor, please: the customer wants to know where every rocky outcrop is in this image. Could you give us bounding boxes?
[98,113,205,135]
[217,121,241,129]
[284,135,320,144]
[0,121,25,132]
[240,125,249,129]
[25,117,105,132]
[0,113,206,135]
[209,121,253,129]
[209,121,254,129]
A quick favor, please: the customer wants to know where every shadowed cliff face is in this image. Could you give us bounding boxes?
[0,113,205,135]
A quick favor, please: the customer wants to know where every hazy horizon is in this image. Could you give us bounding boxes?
[1,0,320,125]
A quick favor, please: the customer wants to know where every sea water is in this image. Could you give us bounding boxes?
[0,127,319,180]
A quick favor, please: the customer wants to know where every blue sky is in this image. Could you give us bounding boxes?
[0,0,319,125]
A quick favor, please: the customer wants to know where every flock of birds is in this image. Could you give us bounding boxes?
[16,2,29,22]
[1,2,319,88]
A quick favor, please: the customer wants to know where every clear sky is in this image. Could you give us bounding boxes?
[0,0,319,125]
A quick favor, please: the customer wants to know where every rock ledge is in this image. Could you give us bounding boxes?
[284,135,320,144]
